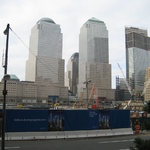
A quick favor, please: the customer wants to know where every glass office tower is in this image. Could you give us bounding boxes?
[66,52,79,95]
[26,18,64,86]
[79,17,113,101]
[125,27,150,96]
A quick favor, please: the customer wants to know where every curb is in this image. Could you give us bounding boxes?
[4,128,134,141]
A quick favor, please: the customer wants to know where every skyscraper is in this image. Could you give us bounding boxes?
[26,18,64,86]
[125,27,150,96]
[65,52,79,95]
[78,17,114,102]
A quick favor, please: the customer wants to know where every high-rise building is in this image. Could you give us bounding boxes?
[26,18,64,86]
[65,52,79,95]
[78,17,114,102]
[125,27,150,96]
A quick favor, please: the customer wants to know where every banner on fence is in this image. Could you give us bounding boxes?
[6,109,48,132]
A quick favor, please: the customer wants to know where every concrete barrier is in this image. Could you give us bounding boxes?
[4,128,133,141]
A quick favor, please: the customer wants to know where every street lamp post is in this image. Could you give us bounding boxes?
[1,24,10,150]
[83,80,91,108]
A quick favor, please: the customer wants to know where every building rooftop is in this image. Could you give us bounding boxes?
[9,74,20,81]
[88,17,104,23]
[37,17,56,24]
[71,52,79,59]
[1,74,20,81]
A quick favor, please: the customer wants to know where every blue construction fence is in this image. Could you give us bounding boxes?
[5,109,130,132]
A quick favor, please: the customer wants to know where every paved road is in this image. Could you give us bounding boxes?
[2,134,150,150]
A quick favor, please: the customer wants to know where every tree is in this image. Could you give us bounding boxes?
[143,101,150,113]
[130,137,150,150]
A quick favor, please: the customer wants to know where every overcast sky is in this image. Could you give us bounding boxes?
[0,0,150,88]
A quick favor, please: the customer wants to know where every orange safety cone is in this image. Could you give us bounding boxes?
[135,125,140,134]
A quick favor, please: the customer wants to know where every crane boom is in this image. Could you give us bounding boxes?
[117,63,132,95]
[88,84,99,108]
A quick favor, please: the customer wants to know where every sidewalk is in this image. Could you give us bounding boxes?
[137,130,150,135]
[4,128,133,141]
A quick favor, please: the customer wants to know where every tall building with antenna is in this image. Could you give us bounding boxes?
[125,27,150,97]
[26,18,64,86]
[78,17,114,103]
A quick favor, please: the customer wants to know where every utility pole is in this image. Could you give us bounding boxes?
[1,24,10,150]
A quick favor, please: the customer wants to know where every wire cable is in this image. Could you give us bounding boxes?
[10,27,63,78]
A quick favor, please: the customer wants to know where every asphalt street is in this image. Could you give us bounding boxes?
[2,134,150,150]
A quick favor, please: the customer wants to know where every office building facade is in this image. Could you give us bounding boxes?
[125,27,150,96]
[78,17,114,101]
[65,52,79,95]
[26,18,64,86]
[0,75,68,106]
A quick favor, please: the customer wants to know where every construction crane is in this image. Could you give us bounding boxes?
[117,63,132,95]
[117,63,146,110]
[79,92,83,105]
[88,83,99,108]
[117,63,132,109]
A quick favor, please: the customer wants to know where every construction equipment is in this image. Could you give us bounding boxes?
[117,63,133,109]
[117,63,132,95]
[72,92,83,109]
[117,63,145,110]
[54,103,59,109]
[88,83,99,108]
